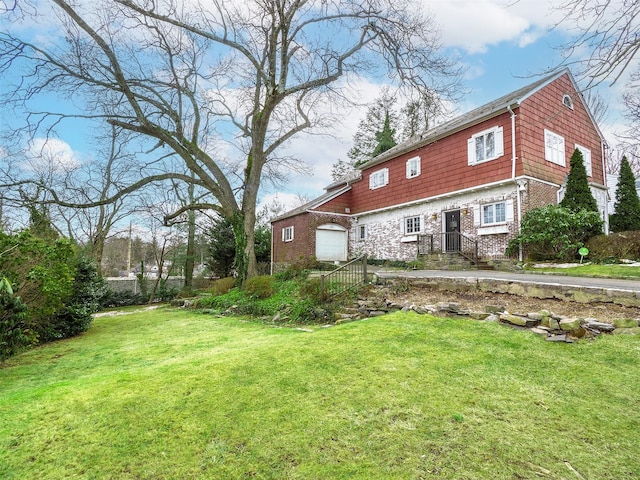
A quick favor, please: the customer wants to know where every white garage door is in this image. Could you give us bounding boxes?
[316,226,347,261]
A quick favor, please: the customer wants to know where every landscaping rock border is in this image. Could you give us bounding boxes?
[336,297,640,343]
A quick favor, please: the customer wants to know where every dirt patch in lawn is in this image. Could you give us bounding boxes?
[374,285,640,323]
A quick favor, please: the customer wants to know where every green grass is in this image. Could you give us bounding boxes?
[528,263,640,278]
[1,307,639,479]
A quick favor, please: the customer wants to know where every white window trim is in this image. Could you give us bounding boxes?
[357,224,367,241]
[562,94,574,109]
[475,200,514,227]
[402,215,424,235]
[406,156,421,179]
[369,167,389,190]
[467,126,504,166]
[575,143,592,177]
[282,226,294,242]
[544,129,565,166]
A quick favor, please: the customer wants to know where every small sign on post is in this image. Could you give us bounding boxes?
[578,247,589,264]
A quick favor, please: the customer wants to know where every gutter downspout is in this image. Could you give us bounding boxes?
[507,105,522,262]
[270,223,274,275]
[601,139,609,234]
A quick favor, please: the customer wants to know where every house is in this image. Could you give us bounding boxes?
[271,68,609,271]
[607,174,640,214]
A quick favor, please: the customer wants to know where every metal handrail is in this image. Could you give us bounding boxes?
[418,234,433,255]
[320,254,368,300]
[442,231,478,264]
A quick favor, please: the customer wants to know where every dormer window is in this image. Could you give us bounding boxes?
[562,94,574,109]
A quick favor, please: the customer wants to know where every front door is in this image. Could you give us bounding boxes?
[444,210,461,252]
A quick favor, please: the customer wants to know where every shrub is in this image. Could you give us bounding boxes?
[586,231,640,262]
[101,290,148,308]
[154,279,178,302]
[0,278,32,361]
[297,278,323,302]
[244,275,275,299]
[0,230,76,342]
[274,256,321,281]
[288,299,333,324]
[210,277,237,296]
[51,257,107,338]
[506,205,603,261]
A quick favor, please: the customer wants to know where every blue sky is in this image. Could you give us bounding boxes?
[1,0,630,215]
[272,0,629,209]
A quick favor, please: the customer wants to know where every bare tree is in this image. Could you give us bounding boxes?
[548,1,640,176]
[0,0,461,280]
[1,124,145,271]
[551,0,640,88]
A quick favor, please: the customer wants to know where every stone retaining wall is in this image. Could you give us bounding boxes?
[375,275,640,308]
[335,296,640,343]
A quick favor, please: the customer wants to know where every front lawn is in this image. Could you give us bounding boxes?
[527,263,640,278]
[1,307,638,479]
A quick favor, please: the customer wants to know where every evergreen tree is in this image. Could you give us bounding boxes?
[610,156,640,231]
[559,148,599,213]
[348,89,399,167]
[28,205,59,240]
[371,111,397,157]
[207,217,236,278]
[207,217,271,278]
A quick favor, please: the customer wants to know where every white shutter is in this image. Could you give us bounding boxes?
[383,168,389,186]
[406,160,412,178]
[544,130,552,162]
[495,126,504,157]
[419,215,425,233]
[584,149,592,177]
[468,137,475,165]
[576,144,592,177]
[505,199,514,222]
[400,218,405,234]
[473,206,481,226]
[282,227,285,241]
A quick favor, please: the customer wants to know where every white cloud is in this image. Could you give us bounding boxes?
[428,0,561,54]
[24,138,81,173]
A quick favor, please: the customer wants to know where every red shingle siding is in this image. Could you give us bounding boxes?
[272,71,607,266]
[518,74,604,186]
[349,112,515,214]
[315,189,353,214]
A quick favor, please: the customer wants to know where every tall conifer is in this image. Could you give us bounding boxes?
[559,148,599,213]
[610,156,640,231]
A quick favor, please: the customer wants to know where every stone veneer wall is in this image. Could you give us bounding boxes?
[351,183,522,262]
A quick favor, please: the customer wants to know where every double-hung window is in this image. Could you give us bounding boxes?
[575,144,592,177]
[369,168,389,190]
[468,126,504,165]
[482,202,506,225]
[282,226,294,242]
[544,129,565,166]
[406,156,421,178]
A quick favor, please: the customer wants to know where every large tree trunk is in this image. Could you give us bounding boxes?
[231,209,258,284]
[184,208,196,289]
[92,232,106,276]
